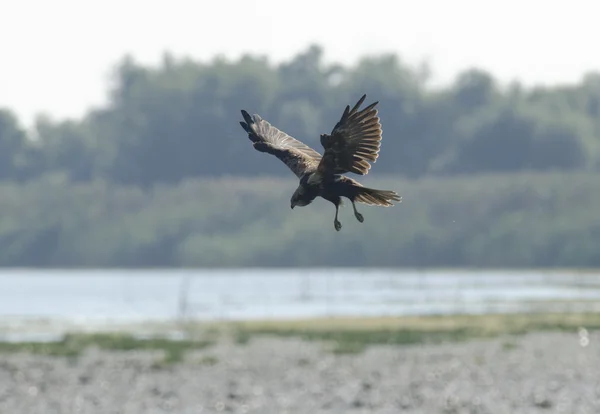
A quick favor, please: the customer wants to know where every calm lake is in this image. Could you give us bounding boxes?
[1,268,600,340]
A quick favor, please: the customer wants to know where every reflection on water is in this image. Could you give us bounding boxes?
[0,268,599,340]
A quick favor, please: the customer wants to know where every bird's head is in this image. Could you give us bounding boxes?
[290,187,310,209]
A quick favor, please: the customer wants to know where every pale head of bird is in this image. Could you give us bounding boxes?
[290,186,310,209]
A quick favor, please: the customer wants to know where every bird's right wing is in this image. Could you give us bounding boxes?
[317,94,382,176]
[240,110,322,178]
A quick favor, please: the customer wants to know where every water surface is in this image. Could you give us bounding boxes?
[1,268,599,340]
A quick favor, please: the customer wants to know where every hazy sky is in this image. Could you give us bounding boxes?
[1,0,599,127]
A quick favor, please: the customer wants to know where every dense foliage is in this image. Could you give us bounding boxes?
[1,45,600,267]
[2,45,600,186]
[0,173,599,268]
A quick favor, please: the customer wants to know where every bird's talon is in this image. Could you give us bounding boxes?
[334,220,342,231]
[355,212,364,223]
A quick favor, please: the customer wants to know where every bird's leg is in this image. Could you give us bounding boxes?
[334,203,342,231]
[351,200,364,223]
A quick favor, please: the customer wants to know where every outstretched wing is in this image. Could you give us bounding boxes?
[318,94,382,176]
[240,110,322,178]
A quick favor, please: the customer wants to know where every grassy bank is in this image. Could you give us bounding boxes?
[1,313,598,361]
[227,312,600,353]
[0,332,214,366]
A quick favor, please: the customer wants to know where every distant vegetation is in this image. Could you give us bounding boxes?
[1,45,600,267]
[0,172,599,267]
[2,44,600,184]
[2,313,599,358]
[0,332,213,365]
[231,312,600,354]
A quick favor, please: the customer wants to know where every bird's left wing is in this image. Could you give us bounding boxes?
[240,110,322,178]
[317,94,382,176]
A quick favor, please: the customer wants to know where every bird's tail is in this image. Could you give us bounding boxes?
[353,184,402,207]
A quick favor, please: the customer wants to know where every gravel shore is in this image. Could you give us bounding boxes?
[0,330,598,413]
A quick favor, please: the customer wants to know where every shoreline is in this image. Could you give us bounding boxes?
[0,328,597,413]
[2,311,599,348]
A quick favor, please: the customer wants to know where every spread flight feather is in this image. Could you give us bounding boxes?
[239,94,383,178]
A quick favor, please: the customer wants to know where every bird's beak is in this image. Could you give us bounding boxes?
[290,204,295,209]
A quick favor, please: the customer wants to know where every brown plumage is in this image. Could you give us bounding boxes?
[239,94,401,231]
[318,94,382,176]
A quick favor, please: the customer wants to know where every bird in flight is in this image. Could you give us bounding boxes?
[239,94,401,231]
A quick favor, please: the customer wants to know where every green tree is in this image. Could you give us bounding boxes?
[0,109,32,181]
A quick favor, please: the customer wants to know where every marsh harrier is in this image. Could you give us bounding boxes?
[239,94,401,231]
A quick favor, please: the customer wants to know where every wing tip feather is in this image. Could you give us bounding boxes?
[240,109,252,123]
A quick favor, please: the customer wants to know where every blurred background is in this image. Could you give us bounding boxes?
[1,0,600,331]
[3,1,600,413]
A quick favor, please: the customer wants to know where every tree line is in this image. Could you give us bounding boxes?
[2,44,600,187]
[1,172,599,268]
